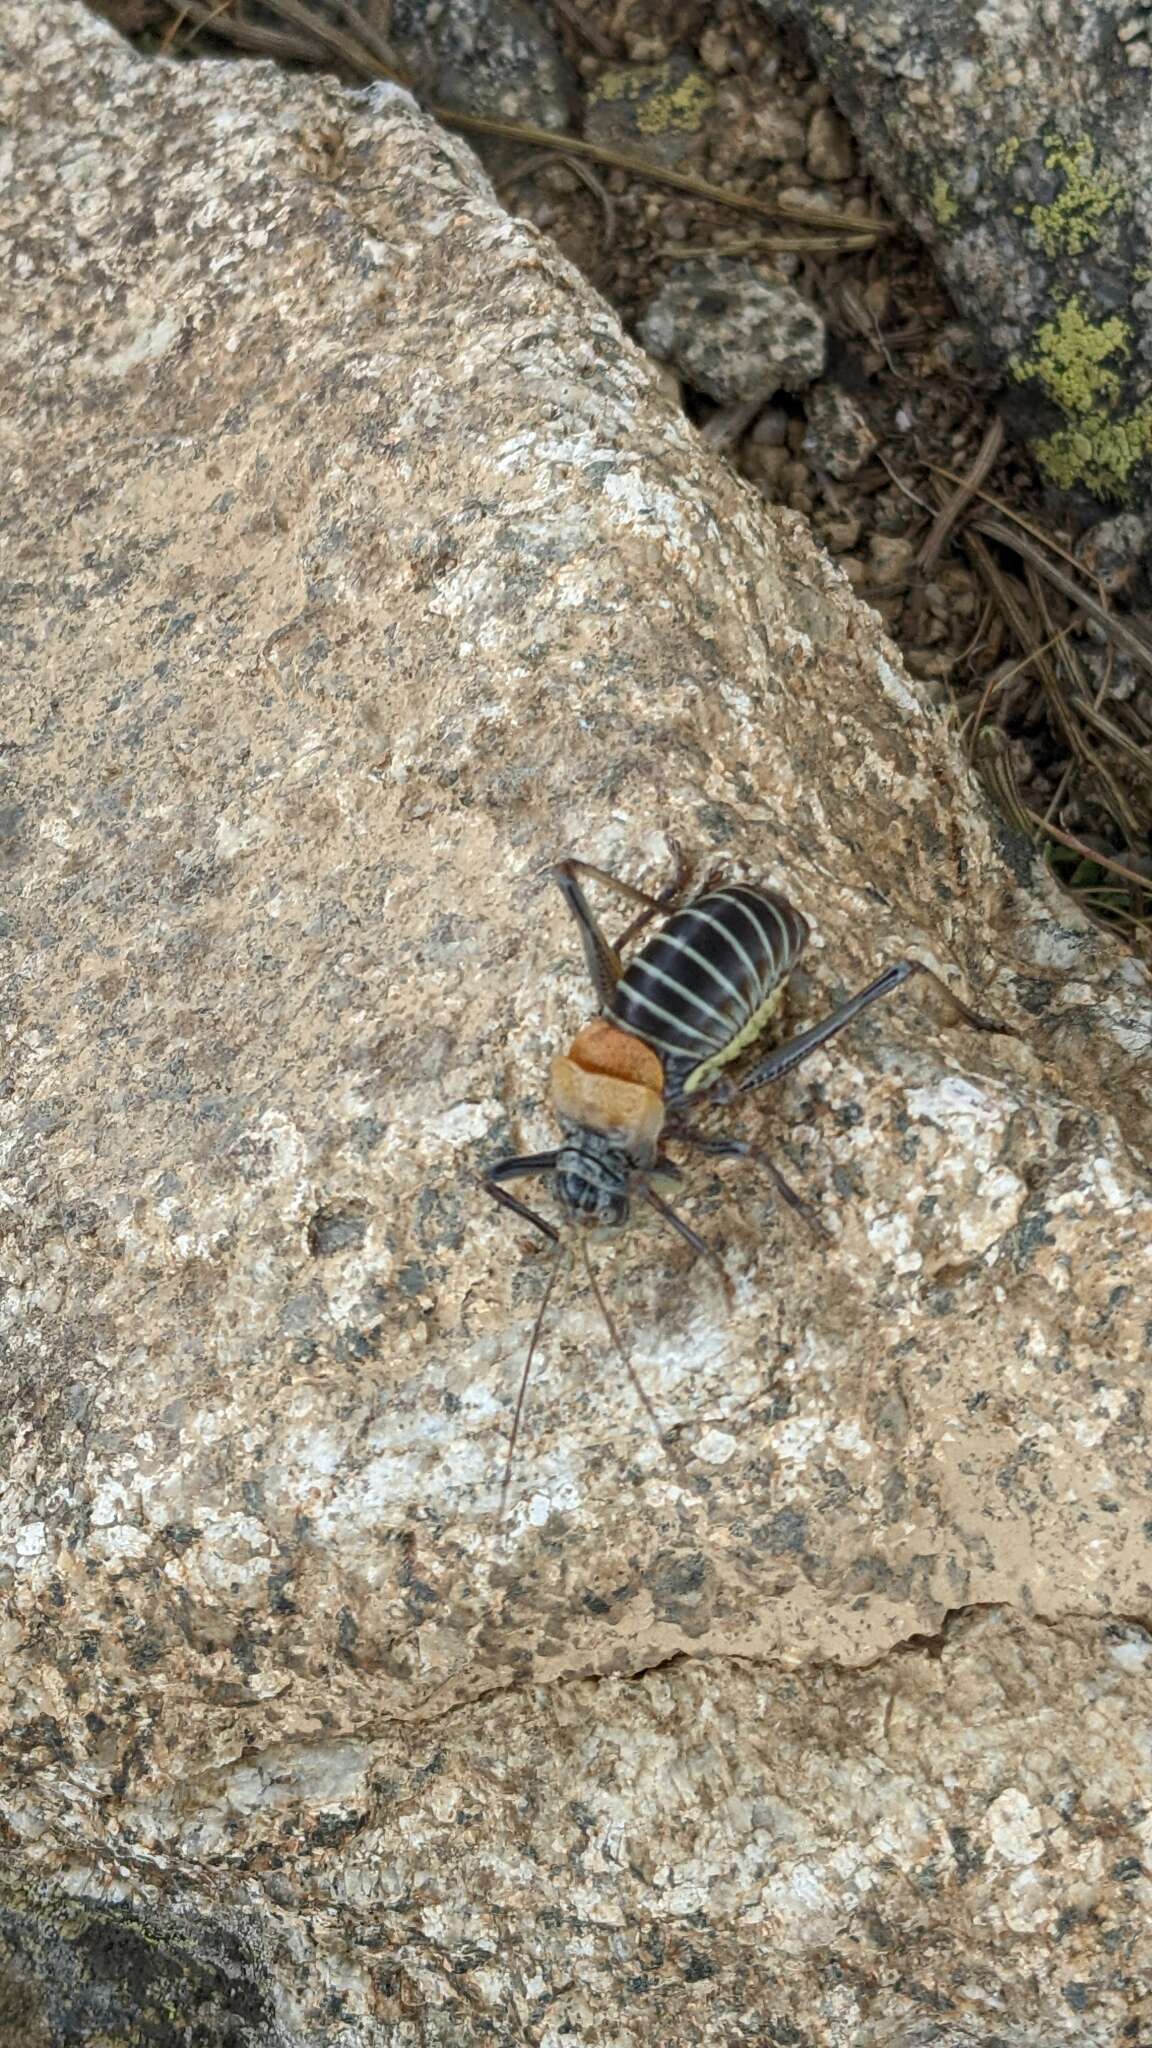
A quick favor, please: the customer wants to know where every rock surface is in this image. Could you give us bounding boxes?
[803,380,879,478]
[2,6,1152,2043]
[639,259,828,401]
[584,53,718,170]
[390,0,574,129]
[759,0,1152,515]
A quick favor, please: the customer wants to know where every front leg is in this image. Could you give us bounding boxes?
[481,1153,561,1243]
[642,1183,735,1309]
[666,1126,828,1240]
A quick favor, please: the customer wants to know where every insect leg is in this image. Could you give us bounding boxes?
[608,841,699,951]
[668,1128,829,1241]
[644,1184,735,1310]
[546,861,628,1005]
[499,1248,567,1525]
[481,1154,561,1243]
[580,1240,693,1491]
[548,857,682,1004]
[736,958,1001,1096]
[548,850,700,996]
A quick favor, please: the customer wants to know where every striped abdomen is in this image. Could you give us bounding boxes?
[609,884,809,1101]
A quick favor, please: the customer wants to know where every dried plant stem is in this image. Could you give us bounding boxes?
[918,417,1004,570]
[164,0,893,235]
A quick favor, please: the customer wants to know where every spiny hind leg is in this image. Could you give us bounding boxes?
[611,839,700,950]
[736,958,1004,1097]
[547,861,633,1005]
[548,847,697,998]
[596,838,730,952]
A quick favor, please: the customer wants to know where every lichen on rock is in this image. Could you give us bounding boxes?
[1009,294,1152,489]
[759,1,1152,510]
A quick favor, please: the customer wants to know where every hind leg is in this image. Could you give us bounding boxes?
[547,848,700,1002]
[737,958,1002,1096]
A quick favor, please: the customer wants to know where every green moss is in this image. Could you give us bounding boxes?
[1026,133,1122,256]
[928,174,959,226]
[595,61,716,136]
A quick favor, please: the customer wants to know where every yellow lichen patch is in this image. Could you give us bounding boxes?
[1011,296,1152,493]
[1011,298,1130,414]
[1034,400,1152,494]
[594,61,716,136]
[1026,134,1123,257]
[994,136,1022,175]
[929,174,959,227]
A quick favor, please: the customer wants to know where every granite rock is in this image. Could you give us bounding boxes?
[584,54,718,170]
[390,0,573,128]
[803,380,879,478]
[2,6,1151,2042]
[639,259,828,401]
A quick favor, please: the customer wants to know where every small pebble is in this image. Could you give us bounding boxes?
[802,383,878,478]
[698,27,738,75]
[744,442,792,495]
[838,555,870,588]
[822,513,862,552]
[639,260,827,403]
[1075,512,1150,593]
[748,104,808,162]
[777,185,838,213]
[626,34,670,62]
[749,405,790,449]
[806,105,856,182]
[906,649,957,680]
[868,533,918,585]
[1079,647,1140,703]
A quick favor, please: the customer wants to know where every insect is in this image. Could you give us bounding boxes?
[483,852,998,1515]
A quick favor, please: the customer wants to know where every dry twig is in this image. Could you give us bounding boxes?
[165,0,894,237]
[917,417,1004,571]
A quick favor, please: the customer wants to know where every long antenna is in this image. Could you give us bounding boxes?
[498,1251,566,1526]
[581,1239,691,1490]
